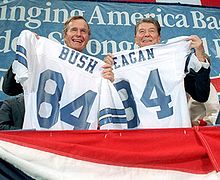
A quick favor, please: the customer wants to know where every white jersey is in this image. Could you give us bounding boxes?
[13,30,127,130]
[113,37,192,128]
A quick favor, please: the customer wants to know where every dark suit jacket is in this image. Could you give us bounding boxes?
[185,67,210,102]
[0,94,25,130]
[2,65,23,96]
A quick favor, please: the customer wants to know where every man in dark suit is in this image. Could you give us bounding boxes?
[0,94,24,130]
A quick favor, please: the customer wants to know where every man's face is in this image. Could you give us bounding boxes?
[135,22,160,47]
[64,19,90,52]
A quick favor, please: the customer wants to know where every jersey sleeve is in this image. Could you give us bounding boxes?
[12,30,38,89]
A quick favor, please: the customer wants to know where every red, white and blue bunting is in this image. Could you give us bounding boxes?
[0,127,220,179]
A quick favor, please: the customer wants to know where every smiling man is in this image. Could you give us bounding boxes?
[105,17,210,103]
[1,16,116,130]
[63,16,114,81]
[134,19,161,47]
[3,16,114,96]
[63,16,91,52]
[104,17,211,128]
[133,17,210,103]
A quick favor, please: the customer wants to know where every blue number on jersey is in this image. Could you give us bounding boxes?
[114,80,140,128]
[37,70,97,129]
[37,70,64,128]
[60,90,97,130]
[141,69,173,119]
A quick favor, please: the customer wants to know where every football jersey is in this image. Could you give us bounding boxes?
[13,30,127,130]
[113,36,192,128]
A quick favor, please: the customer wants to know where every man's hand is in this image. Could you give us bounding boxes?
[102,63,114,82]
[104,53,114,65]
[102,53,115,82]
[188,35,206,62]
[33,32,40,39]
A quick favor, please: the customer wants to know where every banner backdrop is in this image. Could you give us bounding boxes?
[0,0,220,100]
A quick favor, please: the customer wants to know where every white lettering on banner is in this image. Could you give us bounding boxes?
[130,13,144,25]
[0,30,11,53]
[89,6,106,25]
[201,38,210,56]
[0,2,219,59]
[48,32,63,43]
[1,2,219,30]
[163,14,189,28]
[175,14,189,27]
[0,77,3,91]
[147,8,190,28]
[118,41,133,52]
[0,29,136,55]
[107,11,131,26]
[191,11,220,29]
[101,40,117,55]
[0,30,18,52]
[0,2,85,29]
[213,39,220,58]
[0,3,7,19]
[86,39,102,56]
[86,39,135,56]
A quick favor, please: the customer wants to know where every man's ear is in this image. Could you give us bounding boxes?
[63,35,67,44]
[157,36,161,43]
[134,35,138,45]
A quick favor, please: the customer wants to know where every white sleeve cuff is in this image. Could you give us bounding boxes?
[187,53,210,73]
[200,59,210,69]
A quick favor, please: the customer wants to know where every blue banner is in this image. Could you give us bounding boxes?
[0,0,219,100]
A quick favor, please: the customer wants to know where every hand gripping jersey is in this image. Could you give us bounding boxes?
[13,30,127,130]
[113,37,192,128]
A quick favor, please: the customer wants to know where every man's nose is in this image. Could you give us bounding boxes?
[76,30,81,36]
[144,31,150,36]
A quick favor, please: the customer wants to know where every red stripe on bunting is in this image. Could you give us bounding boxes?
[198,126,220,172]
[200,0,220,7]
[211,77,220,93]
[0,127,219,174]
